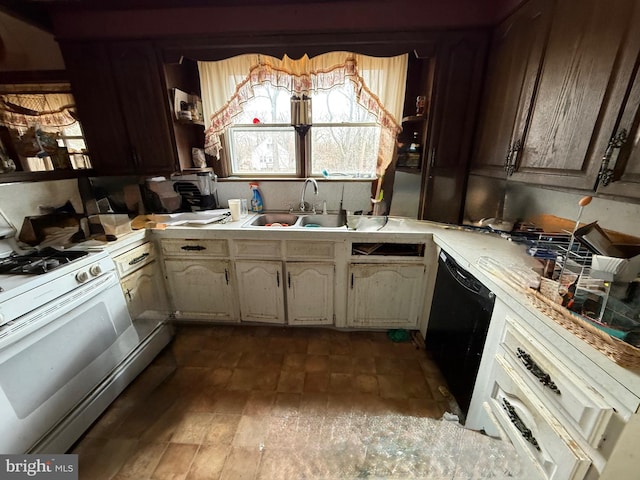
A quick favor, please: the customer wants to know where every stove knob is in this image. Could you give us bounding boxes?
[76,271,89,283]
[89,264,102,276]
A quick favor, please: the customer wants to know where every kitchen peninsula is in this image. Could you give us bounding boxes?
[100,211,640,480]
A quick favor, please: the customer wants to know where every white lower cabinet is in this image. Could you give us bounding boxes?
[113,241,167,320]
[235,260,285,324]
[120,262,165,319]
[286,262,334,325]
[468,298,639,480]
[347,263,425,328]
[164,258,237,322]
[488,355,591,480]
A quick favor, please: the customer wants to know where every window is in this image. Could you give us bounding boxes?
[199,53,408,178]
[224,81,379,177]
[0,87,91,172]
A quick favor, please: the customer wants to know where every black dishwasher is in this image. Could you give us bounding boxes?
[425,250,495,416]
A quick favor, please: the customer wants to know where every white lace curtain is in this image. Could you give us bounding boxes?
[199,52,408,175]
[0,93,77,129]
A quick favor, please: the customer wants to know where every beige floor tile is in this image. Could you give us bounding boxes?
[171,412,215,444]
[233,415,270,448]
[329,354,353,373]
[276,370,305,393]
[228,367,280,391]
[377,374,410,399]
[243,391,276,416]
[238,352,283,369]
[185,444,230,480]
[219,446,262,480]
[112,441,168,480]
[203,367,233,389]
[329,372,354,393]
[351,356,377,374]
[353,374,379,394]
[304,372,330,392]
[151,443,199,480]
[76,437,138,480]
[307,338,332,355]
[299,392,328,416]
[272,392,301,417]
[281,353,306,371]
[211,390,250,414]
[204,414,242,445]
[304,354,329,372]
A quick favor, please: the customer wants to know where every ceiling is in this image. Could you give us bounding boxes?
[0,0,526,34]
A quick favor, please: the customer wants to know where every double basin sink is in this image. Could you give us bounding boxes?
[243,212,347,229]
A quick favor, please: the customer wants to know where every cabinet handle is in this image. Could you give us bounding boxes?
[224,268,229,285]
[125,288,132,301]
[504,139,521,176]
[516,348,561,395]
[502,398,540,451]
[288,272,291,289]
[429,147,436,169]
[597,128,627,188]
[276,270,280,287]
[128,252,149,265]
[131,147,140,169]
[181,245,206,251]
[351,273,354,289]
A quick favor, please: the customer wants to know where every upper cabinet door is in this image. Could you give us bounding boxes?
[595,5,640,200]
[420,31,488,224]
[61,42,133,175]
[109,42,178,175]
[61,41,178,176]
[510,0,637,190]
[471,0,554,177]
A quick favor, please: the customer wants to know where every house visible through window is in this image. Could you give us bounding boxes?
[198,53,408,178]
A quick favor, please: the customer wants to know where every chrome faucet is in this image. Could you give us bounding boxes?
[300,178,318,212]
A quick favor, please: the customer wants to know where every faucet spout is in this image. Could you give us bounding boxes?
[300,178,319,212]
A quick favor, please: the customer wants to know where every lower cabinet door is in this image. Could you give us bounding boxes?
[286,262,334,326]
[164,259,237,322]
[120,261,167,319]
[489,355,591,480]
[347,263,425,328]
[235,260,285,324]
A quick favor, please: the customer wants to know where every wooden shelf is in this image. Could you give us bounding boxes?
[0,168,94,184]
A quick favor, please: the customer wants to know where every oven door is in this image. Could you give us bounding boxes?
[0,271,137,453]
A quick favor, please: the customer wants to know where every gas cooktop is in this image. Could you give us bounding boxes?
[0,247,88,275]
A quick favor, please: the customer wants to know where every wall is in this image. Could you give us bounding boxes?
[0,11,64,71]
[503,183,640,238]
[0,179,82,230]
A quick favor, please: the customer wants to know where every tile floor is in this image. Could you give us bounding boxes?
[71,324,528,479]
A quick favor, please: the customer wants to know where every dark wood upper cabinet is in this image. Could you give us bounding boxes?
[471,0,554,177]
[419,30,489,224]
[508,0,639,196]
[61,41,178,176]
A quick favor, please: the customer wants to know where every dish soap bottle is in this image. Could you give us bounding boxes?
[249,182,264,213]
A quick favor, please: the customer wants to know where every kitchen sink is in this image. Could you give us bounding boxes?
[247,213,299,227]
[298,214,346,228]
[243,212,346,229]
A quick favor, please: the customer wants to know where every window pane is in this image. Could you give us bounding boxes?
[233,84,292,124]
[311,83,377,123]
[228,126,296,175]
[310,125,379,176]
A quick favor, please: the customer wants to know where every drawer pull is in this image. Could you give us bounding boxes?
[503,398,540,451]
[181,245,206,251]
[128,252,150,265]
[516,347,561,395]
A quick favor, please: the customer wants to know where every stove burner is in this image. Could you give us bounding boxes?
[0,248,88,275]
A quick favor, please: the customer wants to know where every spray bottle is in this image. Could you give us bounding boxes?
[249,182,264,213]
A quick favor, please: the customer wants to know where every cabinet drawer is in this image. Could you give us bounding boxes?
[286,240,334,260]
[161,238,228,257]
[114,242,156,277]
[234,239,281,258]
[489,355,591,480]
[500,317,614,447]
